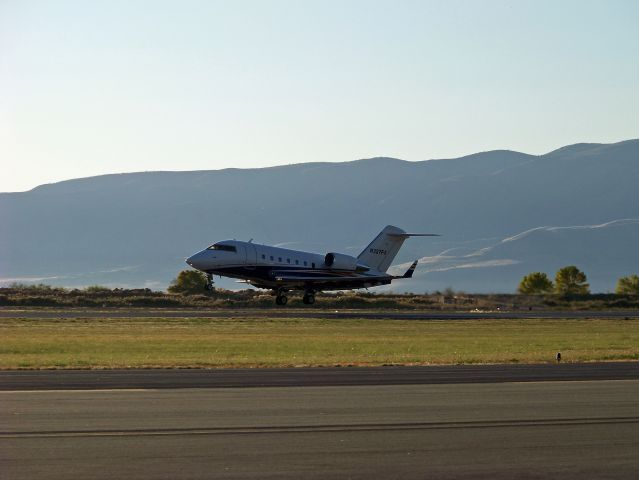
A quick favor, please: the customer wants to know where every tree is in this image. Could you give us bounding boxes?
[555,266,590,296]
[517,272,554,294]
[168,269,211,295]
[616,274,639,295]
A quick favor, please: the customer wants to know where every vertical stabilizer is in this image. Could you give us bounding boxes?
[357,225,409,273]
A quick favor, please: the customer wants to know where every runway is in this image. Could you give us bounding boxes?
[2,307,639,320]
[2,379,639,479]
[1,362,638,390]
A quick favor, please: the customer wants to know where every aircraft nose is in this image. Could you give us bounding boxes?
[186,250,209,269]
[185,253,200,268]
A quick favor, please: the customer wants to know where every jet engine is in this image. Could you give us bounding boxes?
[324,253,369,272]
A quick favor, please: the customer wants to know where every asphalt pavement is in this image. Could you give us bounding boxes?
[1,362,638,391]
[2,380,638,479]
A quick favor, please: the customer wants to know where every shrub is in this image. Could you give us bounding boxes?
[168,270,210,295]
[84,285,112,293]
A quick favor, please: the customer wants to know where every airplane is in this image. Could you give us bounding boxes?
[185,225,438,305]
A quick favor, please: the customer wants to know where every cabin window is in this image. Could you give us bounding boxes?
[287,258,290,264]
[304,261,307,266]
[312,262,315,269]
[207,243,236,253]
[278,257,282,262]
[270,256,274,261]
[261,254,266,260]
[295,260,299,265]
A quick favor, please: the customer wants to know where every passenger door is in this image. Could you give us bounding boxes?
[245,243,257,269]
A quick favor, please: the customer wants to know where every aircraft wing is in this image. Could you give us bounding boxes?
[273,273,388,283]
[267,270,391,289]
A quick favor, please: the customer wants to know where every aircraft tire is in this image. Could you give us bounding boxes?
[306,294,315,305]
[279,295,288,306]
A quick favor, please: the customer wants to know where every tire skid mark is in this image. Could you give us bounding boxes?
[4,416,639,439]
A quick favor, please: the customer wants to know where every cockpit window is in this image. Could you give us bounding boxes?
[207,243,237,252]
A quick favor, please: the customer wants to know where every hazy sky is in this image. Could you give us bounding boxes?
[2,0,638,192]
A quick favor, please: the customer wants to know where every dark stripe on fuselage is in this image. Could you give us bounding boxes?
[207,265,391,291]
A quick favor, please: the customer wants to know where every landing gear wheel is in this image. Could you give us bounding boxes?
[204,274,214,291]
[276,295,288,306]
[302,294,315,305]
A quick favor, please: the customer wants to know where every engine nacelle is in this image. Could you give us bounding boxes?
[324,252,360,271]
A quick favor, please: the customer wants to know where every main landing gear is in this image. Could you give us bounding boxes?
[274,288,288,305]
[302,290,316,305]
[204,274,214,291]
[275,290,288,306]
[273,289,315,306]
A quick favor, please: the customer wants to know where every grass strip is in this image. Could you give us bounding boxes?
[1,316,638,369]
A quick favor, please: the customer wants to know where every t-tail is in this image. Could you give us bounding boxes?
[357,225,439,273]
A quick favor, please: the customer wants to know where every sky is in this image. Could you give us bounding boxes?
[1,0,638,192]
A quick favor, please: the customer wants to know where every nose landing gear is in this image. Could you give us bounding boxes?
[204,274,214,291]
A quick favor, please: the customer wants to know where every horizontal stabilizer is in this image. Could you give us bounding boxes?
[387,233,440,238]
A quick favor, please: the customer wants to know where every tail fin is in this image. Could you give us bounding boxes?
[358,226,439,273]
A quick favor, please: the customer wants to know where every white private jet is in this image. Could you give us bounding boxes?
[186,225,437,305]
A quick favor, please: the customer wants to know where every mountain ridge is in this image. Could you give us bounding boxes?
[13,138,637,196]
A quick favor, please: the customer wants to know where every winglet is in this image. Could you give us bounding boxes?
[401,260,418,279]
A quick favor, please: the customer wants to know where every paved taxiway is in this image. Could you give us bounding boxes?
[2,378,639,479]
[2,307,639,320]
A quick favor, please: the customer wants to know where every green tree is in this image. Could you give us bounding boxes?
[555,266,590,296]
[616,274,639,295]
[517,272,554,294]
[168,269,211,295]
